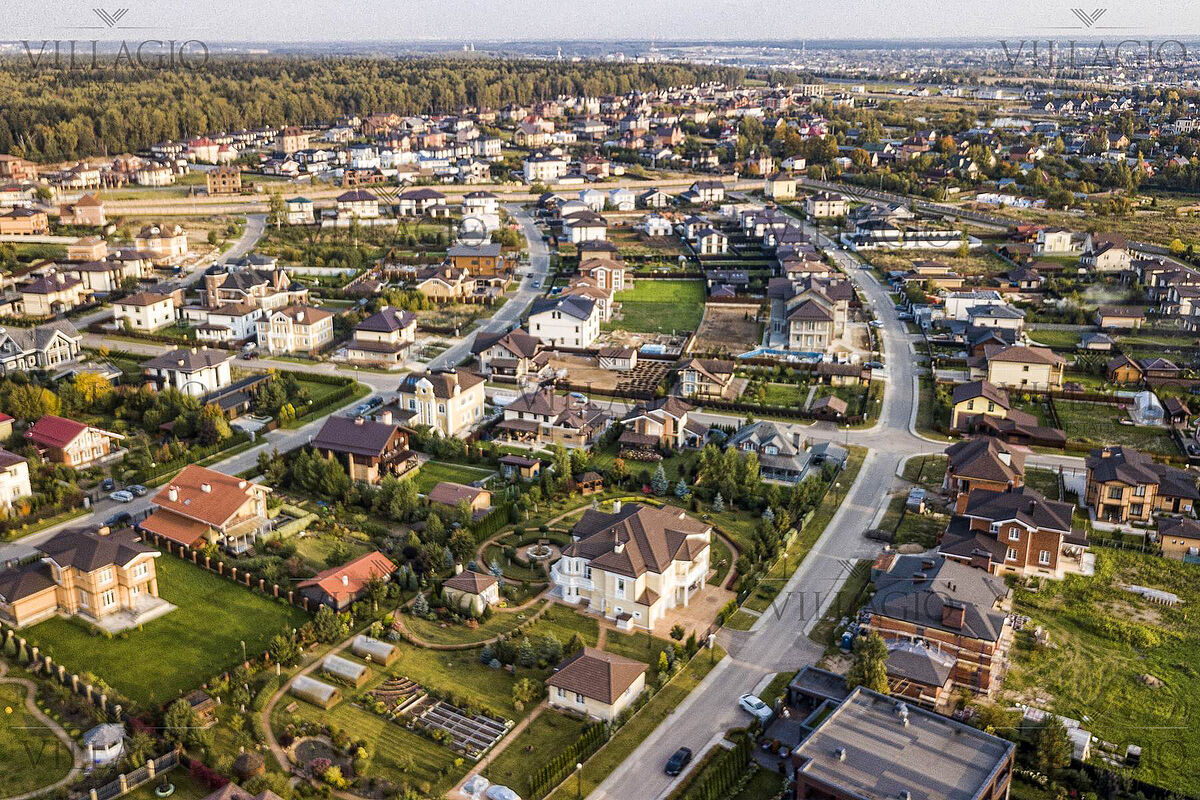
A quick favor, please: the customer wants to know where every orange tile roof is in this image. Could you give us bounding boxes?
[151,465,267,528]
[297,550,396,604]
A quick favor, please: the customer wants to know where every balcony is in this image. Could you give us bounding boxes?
[550,563,593,593]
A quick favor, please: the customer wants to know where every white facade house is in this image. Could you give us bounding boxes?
[336,190,380,219]
[0,449,31,509]
[285,197,315,225]
[523,152,569,183]
[528,296,600,348]
[113,292,176,332]
[257,306,335,354]
[141,347,233,397]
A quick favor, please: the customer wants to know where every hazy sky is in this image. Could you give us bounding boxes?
[3,0,1197,43]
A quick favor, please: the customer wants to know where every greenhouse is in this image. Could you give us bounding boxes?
[351,634,399,665]
[322,654,371,687]
[290,675,342,709]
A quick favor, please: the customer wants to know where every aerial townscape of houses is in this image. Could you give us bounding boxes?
[7,47,1200,800]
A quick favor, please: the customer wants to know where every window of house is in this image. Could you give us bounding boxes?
[575,693,584,704]
[133,563,148,578]
[101,590,116,608]
[557,687,566,699]
[1133,485,1146,497]
[1006,547,1018,561]
[1108,486,1123,500]
[97,568,113,584]
[616,578,626,598]
[78,589,88,608]
[1038,550,1051,565]
[437,404,446,414]
[1131,504,1144,517]
[1008,529,1020,541]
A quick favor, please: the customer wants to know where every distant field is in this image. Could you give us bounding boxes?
[605,279,705,334]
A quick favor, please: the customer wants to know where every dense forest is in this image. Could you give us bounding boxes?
[0,57,746,162]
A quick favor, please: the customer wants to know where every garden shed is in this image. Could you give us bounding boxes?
[322,654,371,688]
[351,634,399,666]
[290,675,342,709]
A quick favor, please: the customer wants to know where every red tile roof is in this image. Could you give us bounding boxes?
[297,551,396,603]
[25,415,88,448]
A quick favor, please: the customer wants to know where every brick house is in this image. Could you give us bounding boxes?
[25,415,123,468]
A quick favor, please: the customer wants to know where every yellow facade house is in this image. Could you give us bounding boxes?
[0,527,167,630]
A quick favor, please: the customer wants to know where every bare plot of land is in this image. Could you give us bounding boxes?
[693,305,762,353]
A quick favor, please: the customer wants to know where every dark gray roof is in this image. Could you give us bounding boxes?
[962,487,1072,532]
[40,528,157,573]
[356,308,416,333]
[312,416,404,459]
[868,555,1009,642]
[142,347,232,372]
[0,561,55,603]
[530,295,595,321]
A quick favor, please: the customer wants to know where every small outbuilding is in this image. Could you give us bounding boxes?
[322,654,371,688]
[351,634,399,666]
[290,675,342,709]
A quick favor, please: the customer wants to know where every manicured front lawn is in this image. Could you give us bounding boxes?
[901,454,947,492]
[604,279,705,334]
[28,556,308,708]
[1004,550,1200,794]
[603,629,673,665]
[1024,467,1061,499]
[546,646,727,800]
[0,683,73,796]
[521,604,600,650]
[119,767,212,800]
[408,460,496,494]
[482,710,588,798]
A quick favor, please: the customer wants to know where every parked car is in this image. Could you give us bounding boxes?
[869,320,884,328]
[128,484,148,497]
[101,477,115,491]
[865,361,885,370]
[109,490,134,503]
[665,746,693,776]
[104,511,134,528]
[738,693,772,724]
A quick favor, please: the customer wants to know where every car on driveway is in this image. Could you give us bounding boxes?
[665,746,693,776]
[865,361,885,370]
[109,490,134,503]
[101,477,115,491]
[739,693,773,724]
[869,320,884,328]
[128,484,148,497]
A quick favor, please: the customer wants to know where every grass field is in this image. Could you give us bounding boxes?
[604,279,705,334]
[482,710,588,797]
[603,629,673,664]
[1026,329,1083,350]
[1024,467,1062,499]
[28,556,308,708]
[1004,550,1200,794]
[0,682,73,796]
[901,454,948,492]
[1054,399,1178,455]
[408,460,496,495]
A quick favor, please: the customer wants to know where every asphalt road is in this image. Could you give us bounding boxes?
[590,207,1085,800]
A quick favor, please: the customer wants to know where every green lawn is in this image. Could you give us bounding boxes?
[723,610,758,631]
[901,455,947,493]
[603,629,673,665]
[1026,329,1082,350]
[0,682,73,796]
[730,767,785,800]
[272,693,462,796]
[1054,399,1178,456]
[1024,467,1061,499]
[27,556,308,708]
[119,768,212,800]
[604,279,705,334]
[759,382,806,408]
[707,537,733,587]
[292,532,372,572]
[893,509,948,549]
[1004,550,1200,794]
[482,710,588,798]
[408,460,496,494]
[521,604,600,650]
[403,600,548,647]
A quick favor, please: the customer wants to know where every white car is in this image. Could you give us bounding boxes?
[109,490,134,503]
[738,693,772,724]
[869,320,884,328]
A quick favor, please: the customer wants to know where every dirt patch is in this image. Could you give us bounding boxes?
[693,305,762,354]
[818,653,851,674]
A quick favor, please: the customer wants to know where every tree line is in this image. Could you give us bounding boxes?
[0,57,745,162]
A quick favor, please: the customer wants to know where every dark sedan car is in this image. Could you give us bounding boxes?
[665,746,693,776]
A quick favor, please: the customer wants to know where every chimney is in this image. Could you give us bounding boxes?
[238,480,246,489]
[190,347,198,354]
[341,574,349,586]
[612,499,622,513]
[354,416,365,425]
[380,411,392,425]
[454,563,463,575]
[896,701,909,727]
[168,486,178,502]
[942,599,966,630]
[912,572,927,585]
[1101,448,1112,458]
[920,558,935,570]
[834,747,846,762]
[969,548,991,571]
[200,482,211,493]
[614,541,625,554]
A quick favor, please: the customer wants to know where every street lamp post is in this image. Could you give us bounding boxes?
[576,762,583,800]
